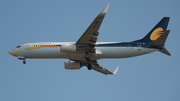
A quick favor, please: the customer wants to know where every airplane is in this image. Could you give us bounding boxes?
[8,3,171,75]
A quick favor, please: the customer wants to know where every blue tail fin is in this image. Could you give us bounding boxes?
[134,17,170,43]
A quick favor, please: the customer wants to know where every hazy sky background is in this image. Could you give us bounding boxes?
[1,0,180,101]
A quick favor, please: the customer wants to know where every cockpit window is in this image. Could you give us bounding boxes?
[16,46,21,48]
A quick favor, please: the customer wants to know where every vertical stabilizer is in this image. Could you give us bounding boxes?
[151,30,171,56]
[134,17,170,43]
[151,30,170,46]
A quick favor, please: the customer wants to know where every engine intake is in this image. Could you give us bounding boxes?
[65,61,81,69]
[60,44,77,53]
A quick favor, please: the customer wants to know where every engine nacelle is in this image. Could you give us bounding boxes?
[65,61,81,69]
[60,44,77,53]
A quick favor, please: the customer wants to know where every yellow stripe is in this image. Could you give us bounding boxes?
[13,50,21,57]
[13,45,60,57]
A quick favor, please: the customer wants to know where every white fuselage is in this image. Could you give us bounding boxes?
[9,42,157,61]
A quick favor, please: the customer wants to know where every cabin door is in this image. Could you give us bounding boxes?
[137,43,141,50]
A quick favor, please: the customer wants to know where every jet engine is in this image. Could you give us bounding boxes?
[65,61,81,69]
[60,44,77,53]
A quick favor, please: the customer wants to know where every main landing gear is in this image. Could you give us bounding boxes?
[85,52,92,70]
[87,64,92,70]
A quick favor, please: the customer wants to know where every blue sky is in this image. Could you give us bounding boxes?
[1,0,180,101]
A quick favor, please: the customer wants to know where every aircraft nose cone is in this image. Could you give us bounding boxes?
[8,50,14,56]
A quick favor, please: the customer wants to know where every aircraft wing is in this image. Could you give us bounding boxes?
[74,3,119,75]
[76,3,110,48]
[91,61,119,75]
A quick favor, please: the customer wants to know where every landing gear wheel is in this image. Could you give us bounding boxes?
[23,60,26,64]
[87,64,92,70]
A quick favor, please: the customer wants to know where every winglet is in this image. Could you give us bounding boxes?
[100,3,110,15]
[113,66,119,74]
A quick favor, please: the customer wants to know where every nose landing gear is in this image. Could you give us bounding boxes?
[18,57,26,64]
[23,60,26,64]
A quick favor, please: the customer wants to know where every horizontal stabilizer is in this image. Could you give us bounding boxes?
[159,48,171,56]
[151,30,170,46]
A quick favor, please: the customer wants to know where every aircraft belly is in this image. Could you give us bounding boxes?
[96,47,157,58]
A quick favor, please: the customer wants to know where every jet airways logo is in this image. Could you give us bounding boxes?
[150,27,163,41]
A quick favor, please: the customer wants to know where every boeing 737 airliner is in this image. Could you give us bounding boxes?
[9,3,171,75]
